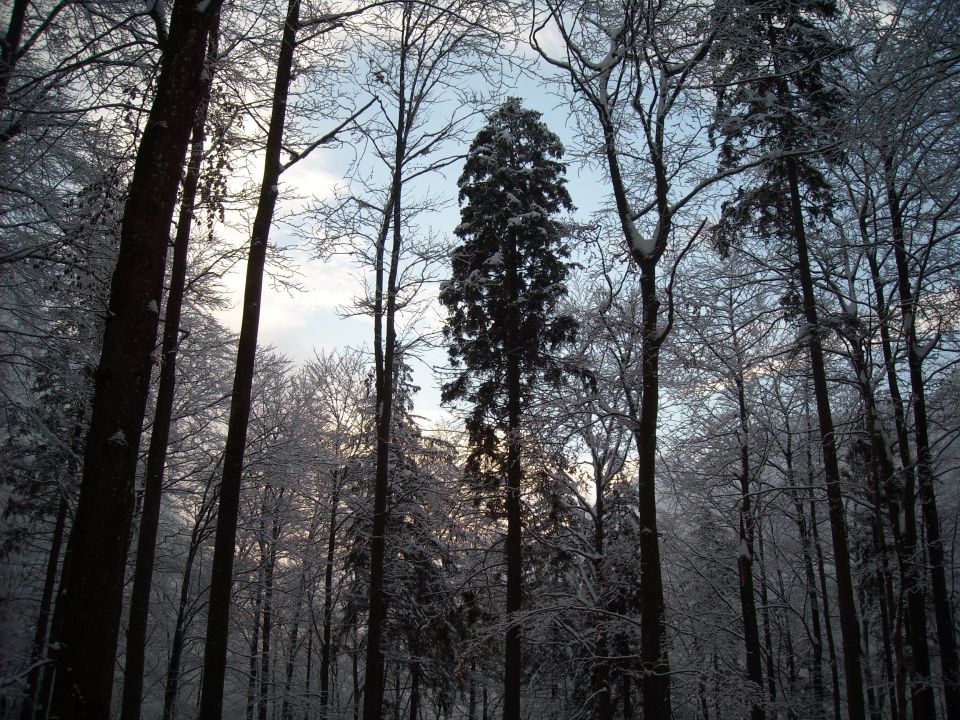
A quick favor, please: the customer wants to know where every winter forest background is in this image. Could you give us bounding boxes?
[1,0,958,719]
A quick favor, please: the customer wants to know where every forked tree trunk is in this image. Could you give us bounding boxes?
[48,1,222,716]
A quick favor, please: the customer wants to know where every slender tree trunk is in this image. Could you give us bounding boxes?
[47,2,222,716]
[884,156,960,719]
[790,482,825,720]
[734,375,765,720]
[281,565,310,720]
[120,26,218,720]
[260,513,281,720]
[866,245,930,720]
[362,4,410,711]
[807,452,842,720]
[248,566,265,720]
[755,520,777,706]
[469,661,477,720]
[787,155,865,720]
[162,487,215,720]
[503,340,523,720]
[321,484,340,717]
[409,662,419,720]
[592,478,612,720]
[20,494,67,720]
[197,2,299,717]
[304,615,314,720]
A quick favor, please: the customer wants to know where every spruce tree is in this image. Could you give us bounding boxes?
[440,97,576,720]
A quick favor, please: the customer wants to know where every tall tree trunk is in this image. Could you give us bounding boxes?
[734,375,765,720]
[806,445,842,720]
[884,155,960,719]
[632,258,671,720]
[787,155,865,720]
[755,519,777,706]
[362,4,413,714]
[591,474,612,720]
[790,480,825,720]
[20,494,67,720]
[321,484,340,717]
[120,25,218,720]
[248,566,265,720]
[595,82,672,719]
[162,485,215,720]
[197,2,299,717]
[281,542,313,720]
[866,246,930,720]
[47,2,222,716]
[260,505,282,720]
[503,336,523,720]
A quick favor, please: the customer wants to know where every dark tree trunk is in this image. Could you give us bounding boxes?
[47,1,222,716]
[632,259,671,720]
[786,155,865,720]
[734,375,765,720]
[884,156,960,719]
[788,450,825,720]
[162,486,215,720]
[595,92,671,720]
[120,25,218,720]
[197,2,299,717]
[503,339,523,720]
[806,447,842,720]
[362,4,410,709]
[591,481,611,720]
[755,523,777,705]
[866,245,930,720]
[20,494,67,720]
[791,490,824,720]
[280,563,310,720]
[409,662,419,720]
[247,565,265,720]
[321,485,339,716]
[260,512,281,720]
[0,0,27,104]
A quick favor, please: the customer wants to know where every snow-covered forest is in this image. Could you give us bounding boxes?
[1,0,958,719]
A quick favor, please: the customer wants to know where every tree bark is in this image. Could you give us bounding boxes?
[47,1,222,716]
[734,375,765,720]
[884,155,960,719]
[503,329,523,720]
[787,154,865,720]
[20,494,67,720]
[120,25,218,720]
[632,258,671,720]
[321,483,340,717]
[197,2,299,717]
[363,5,411,716]
[866,245,929,720]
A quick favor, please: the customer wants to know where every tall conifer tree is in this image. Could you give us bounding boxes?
[440,98,576,720]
